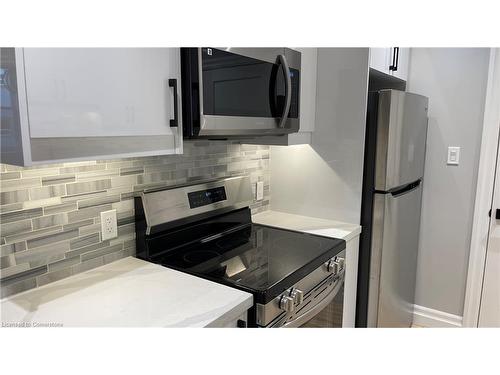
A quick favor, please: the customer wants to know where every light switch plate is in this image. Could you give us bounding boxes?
[100,209,118,241]
[256,181,264,201]
[447,146,460,165]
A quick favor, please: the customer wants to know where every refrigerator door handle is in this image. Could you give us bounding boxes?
[375,178,421,197]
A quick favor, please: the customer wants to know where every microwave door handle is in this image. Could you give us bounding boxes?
[277,54,292,128]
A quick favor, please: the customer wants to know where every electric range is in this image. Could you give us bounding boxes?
[135,176,346,327]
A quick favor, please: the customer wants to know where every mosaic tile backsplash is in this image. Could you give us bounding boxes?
[0,141,270,298]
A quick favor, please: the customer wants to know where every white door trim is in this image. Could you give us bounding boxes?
[413,304,463,328]
[463,48,500,327]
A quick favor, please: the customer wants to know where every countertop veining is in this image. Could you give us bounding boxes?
[252,210,361,241]
[1,257,253,327]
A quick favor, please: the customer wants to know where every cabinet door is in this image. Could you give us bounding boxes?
[370,48,391,75]
[23,48,180,138]
[0,48,26,165]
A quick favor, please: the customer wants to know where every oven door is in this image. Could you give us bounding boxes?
[296,277,344,328]
[197,47,300,137]
[284,272,344,328]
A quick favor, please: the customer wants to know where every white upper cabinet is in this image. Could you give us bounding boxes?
[370,48,392,75]
[1,48,182,166]
[24,49,180,138]
[369,47,410,81]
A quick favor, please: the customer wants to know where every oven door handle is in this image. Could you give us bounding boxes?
[281,273,344,328]
[277,54,292,128]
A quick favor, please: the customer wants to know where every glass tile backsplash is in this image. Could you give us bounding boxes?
[0,141,270,298]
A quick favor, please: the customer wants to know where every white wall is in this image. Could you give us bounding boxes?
[270,48,369,224]
[407,48,490,316]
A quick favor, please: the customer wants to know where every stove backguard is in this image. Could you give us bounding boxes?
[139,176,253,236]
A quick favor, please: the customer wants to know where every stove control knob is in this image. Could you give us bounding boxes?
[325,259,338,274]
[336,257,345,271]
[279,295,295,313]
[289,288,304,305]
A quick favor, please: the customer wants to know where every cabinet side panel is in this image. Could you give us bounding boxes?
[0,48,27,166]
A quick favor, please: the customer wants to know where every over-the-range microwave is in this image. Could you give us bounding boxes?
[181,48,301,138]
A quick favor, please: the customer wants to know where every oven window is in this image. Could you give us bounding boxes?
[201,48,298,119]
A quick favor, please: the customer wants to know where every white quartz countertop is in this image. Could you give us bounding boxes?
[1,257,253,327]
[252,210,361,241]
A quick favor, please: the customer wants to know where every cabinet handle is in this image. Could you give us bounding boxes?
[389,47,399,72]
[168,78,179,127]
[395,47,399,71]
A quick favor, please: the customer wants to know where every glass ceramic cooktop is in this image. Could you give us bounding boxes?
[155,224,345,303]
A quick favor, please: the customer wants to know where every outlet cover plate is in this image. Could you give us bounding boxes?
[100,209,118,241]
[447,146,460,165]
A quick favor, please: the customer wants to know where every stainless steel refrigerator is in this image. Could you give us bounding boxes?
[356,89,429,327]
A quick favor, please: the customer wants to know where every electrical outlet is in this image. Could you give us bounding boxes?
[256,181,264,201]
[100,209,118,241]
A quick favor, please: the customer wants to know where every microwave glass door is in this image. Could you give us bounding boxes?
[201,48,299,127]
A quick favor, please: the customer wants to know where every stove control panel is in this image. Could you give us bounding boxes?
[279,295,295,313]
[289,287,304,305]
[277,256,344,314]
[325,256,345,276]
[278,287,304,313]
[258,250,347,327]
[187,186,227,209]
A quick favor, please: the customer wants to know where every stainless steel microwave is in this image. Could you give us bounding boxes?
[181,48,301,138]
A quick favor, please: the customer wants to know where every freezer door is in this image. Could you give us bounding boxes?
[375,90,429,191]
[367,185,422,327]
